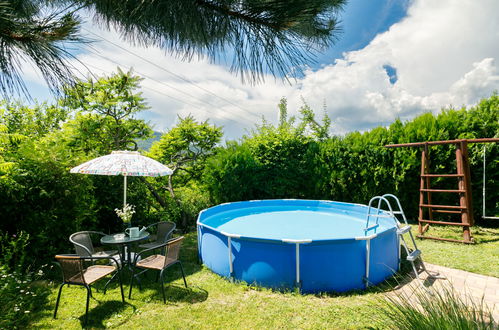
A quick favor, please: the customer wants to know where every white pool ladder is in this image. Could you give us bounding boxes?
[365,194,440,285]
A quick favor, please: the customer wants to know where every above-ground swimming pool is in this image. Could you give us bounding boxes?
[197,199,400,293]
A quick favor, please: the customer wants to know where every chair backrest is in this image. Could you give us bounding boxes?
[70,232,94,257]
[164,236,184,266]
[55,255,85,284]
[155,222,176,244]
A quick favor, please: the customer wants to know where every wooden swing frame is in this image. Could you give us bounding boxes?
[385,138,499,244]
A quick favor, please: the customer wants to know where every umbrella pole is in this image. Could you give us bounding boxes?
[123,175,127,207]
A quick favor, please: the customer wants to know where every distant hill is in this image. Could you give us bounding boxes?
[137,131,162,151]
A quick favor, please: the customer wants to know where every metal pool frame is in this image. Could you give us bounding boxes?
[197,199,399,293]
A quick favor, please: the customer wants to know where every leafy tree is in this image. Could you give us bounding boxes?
[60,68,153,153]
[148,116,222,229]
[0,0,82,96]
[205,99,328,203]
[0,100,64,174]
[0,100,70,139]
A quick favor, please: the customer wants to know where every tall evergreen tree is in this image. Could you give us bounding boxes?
[1,0,346,96]
[0,0,82,97]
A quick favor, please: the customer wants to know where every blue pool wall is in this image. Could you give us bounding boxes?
[197,199,399,293]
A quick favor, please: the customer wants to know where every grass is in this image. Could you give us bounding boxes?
[28,224,498,329]
[411,224,499,277]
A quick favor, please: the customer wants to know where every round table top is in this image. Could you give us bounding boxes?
[101,231,150,245]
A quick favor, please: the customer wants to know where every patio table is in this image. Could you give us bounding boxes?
[101,231,150,270]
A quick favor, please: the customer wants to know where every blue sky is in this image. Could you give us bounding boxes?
[313,0,409,69]
[21,0,499,139]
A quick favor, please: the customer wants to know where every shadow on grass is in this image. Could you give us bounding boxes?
[82,300,132,328]
[129,277,209,305]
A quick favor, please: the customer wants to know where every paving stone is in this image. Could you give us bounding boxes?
[391,263,499,322]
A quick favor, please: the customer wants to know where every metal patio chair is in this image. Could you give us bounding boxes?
[138,221,176,250]
[53,254,125,324]
[129,236,187,303]
[70,231,118,259]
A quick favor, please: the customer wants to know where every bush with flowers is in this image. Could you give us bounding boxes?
[0,231,50,329]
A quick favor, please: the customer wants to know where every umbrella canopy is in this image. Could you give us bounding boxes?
[70,150,173,177]
[70,150,173,207]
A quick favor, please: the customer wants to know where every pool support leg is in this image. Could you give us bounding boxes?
[295,243,301,291]
[228,236,233,280]
[355,234,377,288]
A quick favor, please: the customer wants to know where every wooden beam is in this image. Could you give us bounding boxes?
[385,137,499,148]
[421,174,464,177]
[420,219,470,226]
[420,188,466,193]
[416,235,475,244]
[420,204,466,209]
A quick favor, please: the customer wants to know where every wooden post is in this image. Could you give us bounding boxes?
[462,141,474,226]
[418,145,427,235]
[456,141,472,242]
[424,144,433,221]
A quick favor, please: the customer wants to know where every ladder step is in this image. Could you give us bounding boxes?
[407,249,421,262]
[420,204,466,209]
[421,174,464,177]
[419,219,470,226]
[367,214,393,218]
[397,225,411,235]
[420,189,466,193]
[392,211,404,215]
[433,209,462,214]
[365,224,379,231]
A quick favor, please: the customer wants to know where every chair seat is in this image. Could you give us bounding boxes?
[138,241,162,250]
[71,265,116,285]
[136,254,176,270]
[93,250,118,258]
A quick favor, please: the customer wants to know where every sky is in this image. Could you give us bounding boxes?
[22,0,499,140]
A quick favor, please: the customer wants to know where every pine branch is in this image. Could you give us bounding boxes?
[0,0,85,98]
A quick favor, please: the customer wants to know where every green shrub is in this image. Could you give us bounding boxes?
[203,94,498,222]
[0,231,29,272]
[0,232,51,329]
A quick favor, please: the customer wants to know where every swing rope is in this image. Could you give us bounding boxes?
[482,144,499,220]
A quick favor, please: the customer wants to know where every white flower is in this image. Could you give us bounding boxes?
[115,204,136,223]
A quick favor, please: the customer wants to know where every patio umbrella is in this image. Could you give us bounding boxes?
[70,150,173,207]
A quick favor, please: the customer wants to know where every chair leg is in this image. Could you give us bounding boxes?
[129,267,135,299]
[103,271,118,294]
[53,283,64,319]
[85,286,91,325]
[159,269,166,304]
[179,262,188,288]
[118,271,125,303]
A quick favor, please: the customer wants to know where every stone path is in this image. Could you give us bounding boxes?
[394,263,499,321]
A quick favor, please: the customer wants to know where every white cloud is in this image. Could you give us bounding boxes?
[22,0,499,138]
[285,0,499,133]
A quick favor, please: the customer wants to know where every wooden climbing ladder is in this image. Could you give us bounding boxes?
[386,138,499,244]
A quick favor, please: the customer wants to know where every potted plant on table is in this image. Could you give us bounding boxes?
[115,203,136,228]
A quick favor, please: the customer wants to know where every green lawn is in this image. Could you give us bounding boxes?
[412,224,499,277]
[30,225,498,329]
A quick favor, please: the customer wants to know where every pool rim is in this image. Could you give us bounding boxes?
[196,198,398,244]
